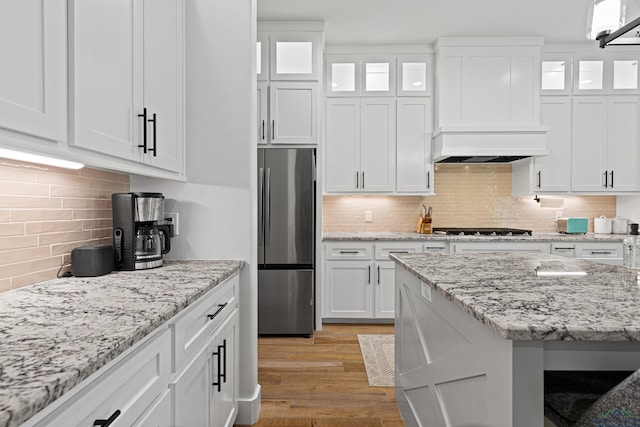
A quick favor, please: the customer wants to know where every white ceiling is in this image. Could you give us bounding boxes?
[257,0,640,46]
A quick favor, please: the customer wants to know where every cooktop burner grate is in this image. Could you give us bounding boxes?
[432,227,532,236]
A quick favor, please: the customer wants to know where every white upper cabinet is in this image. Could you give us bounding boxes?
[268,32,322,81]
[269,82,318,144]
[396,98,434,193]
[0,0,67,142]
[325,56,359,97]
[257,34,269,81]
[324,98,395,193]
[540,55,572,95]
[571,96,640,192]
[396,55,433,97]
[573,52,640,95]
[70,0,184,173]
[361,56,395,97]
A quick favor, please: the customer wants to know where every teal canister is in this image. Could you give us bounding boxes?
[623,223,640,269]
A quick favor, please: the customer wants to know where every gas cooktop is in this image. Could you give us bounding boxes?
[432,227,532,236]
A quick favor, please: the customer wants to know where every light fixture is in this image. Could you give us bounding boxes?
[0,148,84,170]
[587,0,640,47]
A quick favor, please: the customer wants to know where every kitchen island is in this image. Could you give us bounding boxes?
[391,252,640,426]
[0,260,244,427]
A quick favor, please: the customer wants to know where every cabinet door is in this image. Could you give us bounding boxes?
[540,56,571,96]
[70,0,143,161]
[257,33,269,81]
[361,56,396,97]
[172,334,214,427]
[212,311,239,427]
[375,261,395,319]
[324,261,373,318]
[571,97,608,192]
[607,96,640,191]
[269,32,321,81]
[142,0,184,173]
[0,0,66,141]
[325,55,360,97]
[534,97,571,192]
[396,55,432,97]
[325,98,360,192]
[396,98,433,193]
[269,82,317,144]
[257,82,268,144]
[360,98,395,192]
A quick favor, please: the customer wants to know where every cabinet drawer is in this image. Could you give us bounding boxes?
[423,242,449,254]
[374,242,422,260]
[325,242,373,260]
[574,242,622,260]
[36,328,171,427]
[171,273,238,371]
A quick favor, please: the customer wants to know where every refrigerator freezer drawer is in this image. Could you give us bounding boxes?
[258,269,314,335]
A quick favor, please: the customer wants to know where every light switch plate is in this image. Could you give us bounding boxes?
[166,212,179,236]
[365,210,373,222]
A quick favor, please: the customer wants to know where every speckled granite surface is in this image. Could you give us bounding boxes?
[323,231,626,242]
[0,260,244,427]
[391,253,640,341]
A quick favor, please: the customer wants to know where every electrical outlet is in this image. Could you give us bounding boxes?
[556,210,563,221]
[365,210,373,222]
[166,212,179,236]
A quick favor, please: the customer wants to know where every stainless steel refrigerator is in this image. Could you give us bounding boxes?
[258,148,315,335]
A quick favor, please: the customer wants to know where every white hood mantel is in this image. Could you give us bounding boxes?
[432,125,549,163]
[433,37,548,163]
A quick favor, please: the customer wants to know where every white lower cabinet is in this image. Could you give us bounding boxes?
[323,242,422,320]
[451,241,551,254]
[24,273,241,427]
[172,309,238,427]
[29,328,172,427]
[552,241,623,265]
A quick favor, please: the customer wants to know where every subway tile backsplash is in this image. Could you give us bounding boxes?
[323,164,617,233]
[0,158,129,292]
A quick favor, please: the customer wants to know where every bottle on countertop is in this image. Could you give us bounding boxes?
[623,223,640,269]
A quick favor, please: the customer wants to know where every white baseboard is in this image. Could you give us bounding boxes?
[236,384,262,425]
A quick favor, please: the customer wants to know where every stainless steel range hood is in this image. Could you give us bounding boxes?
[432,125,549,164]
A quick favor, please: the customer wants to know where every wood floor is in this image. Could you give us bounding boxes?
[236,323,404,427]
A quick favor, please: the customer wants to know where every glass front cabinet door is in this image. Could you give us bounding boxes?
[397,55,432,97]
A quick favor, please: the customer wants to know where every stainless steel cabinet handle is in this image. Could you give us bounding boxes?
[554,247,575,250]
[261,120,265,140]
[137,107,148,153]
[537,170,541,188]
[258,167,264,246]
[339,251,359,254]
[426,171,431,189]
[604,170,608,188]
[425,247,445,252]
[590,251,612,255]
[356,171,359,189]
[377,265,380,284]
[389,251,409,254]
[148,112,157,157]
[368,265,371,284]
[362,171,365,189]
[272,120,275,140]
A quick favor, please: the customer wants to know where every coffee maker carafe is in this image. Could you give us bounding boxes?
[112,192,172,270]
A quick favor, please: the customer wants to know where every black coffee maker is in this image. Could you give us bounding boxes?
[112,192,172,270]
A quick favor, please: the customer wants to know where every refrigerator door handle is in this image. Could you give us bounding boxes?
[258,167,264,247]
[265,167,271,245]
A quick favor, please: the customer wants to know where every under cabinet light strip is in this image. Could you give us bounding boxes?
[0,148,84,170]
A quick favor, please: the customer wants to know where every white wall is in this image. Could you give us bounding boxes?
[617,195,640,225]
[131,0,260,423]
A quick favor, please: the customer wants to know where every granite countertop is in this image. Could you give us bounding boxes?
[0,260,244,427]
[323,231,626,242]
[391,252,640,342]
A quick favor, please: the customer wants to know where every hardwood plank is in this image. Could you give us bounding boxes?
[235,324,404,426]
